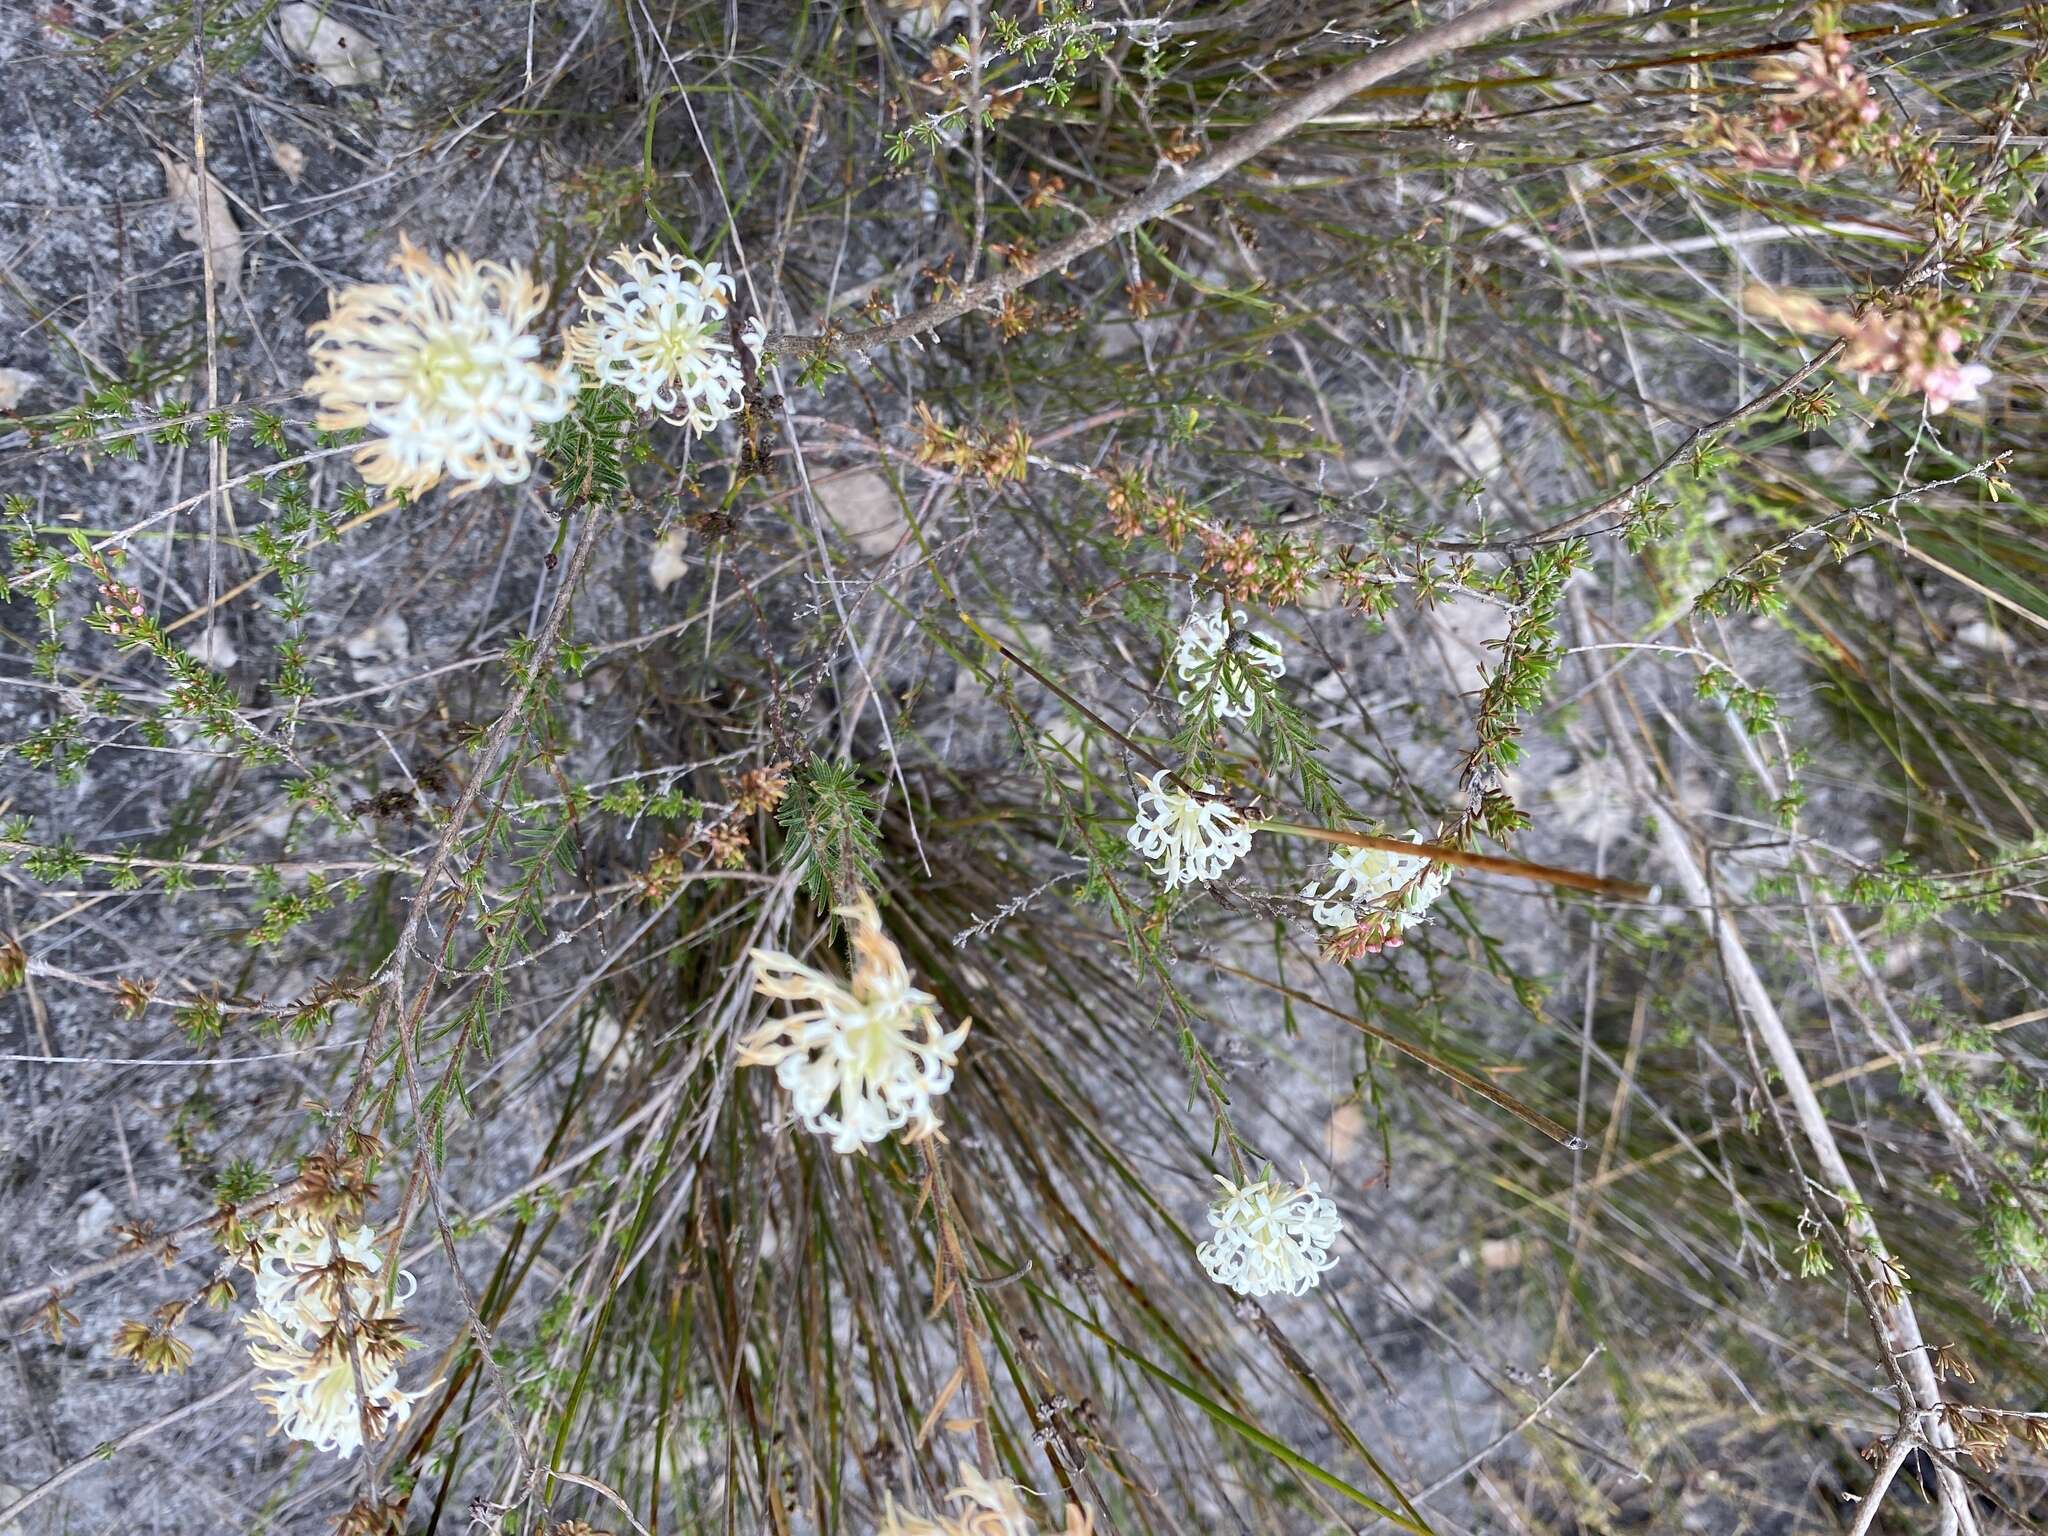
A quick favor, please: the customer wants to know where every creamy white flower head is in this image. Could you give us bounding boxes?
[742,314,768,361]
[1302,832,1449,931]
[305,234,575,497]
[742,895,972,1154]
[1196,1167,1343,1298]
[566,240,744,430]
[876,1460,1093,1536]
[1171,606,1284,721]
[1127,773,1253,889]
[245,1311,425,1459]
[248,1210,414,1335]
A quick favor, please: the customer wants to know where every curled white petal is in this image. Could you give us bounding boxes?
[1302,831,1452,931]
[248,1210,413,1335]
[565,240,744,430]
[245,1311,425,1459]
[240,1212,424,1459]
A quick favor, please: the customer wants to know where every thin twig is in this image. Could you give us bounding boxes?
[768,0,1581,361]
[1259,821,1650,902]
[1433,339,1846,553]
[0,1368,260,1529]
[328,515,604,1144]
[1847,1429,1918,1536]
[1568,588,1982,1536]
[1210,960,1585,1149]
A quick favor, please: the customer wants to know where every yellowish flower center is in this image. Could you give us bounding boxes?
[648,312,708,373]
[842,1006,899,1083]
[409,333,486,406]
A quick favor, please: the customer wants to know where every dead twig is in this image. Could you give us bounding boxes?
[768,0,1581,362]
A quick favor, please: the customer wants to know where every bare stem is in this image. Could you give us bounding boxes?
[769,0,1579,362]
[1259,821,1651,902]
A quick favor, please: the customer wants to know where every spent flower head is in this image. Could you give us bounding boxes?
[111,1316,194,1374]
[742,895,971,1153]
[1196,1166,1343,1298]
[306,235,576,496]
[565,240,744,432]
[1705,26,1882,180]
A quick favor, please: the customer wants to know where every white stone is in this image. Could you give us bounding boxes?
[344,612,409,663]
[1953,618,2014,657]
[1547,755,1637,845]
[187,627,238,672]
[277,3,384,86]
[648,526,691,592]
[816,469,906,557]
[73,1188,116,1250]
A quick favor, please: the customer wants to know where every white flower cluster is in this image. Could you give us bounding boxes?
[1302,834,1451,933]
[877,1460,1095,1536]
[306,234,763,500]
[239,1210,424,1458]
[1126,773,1253,889]
[565,241,744,432]
[1125,608,1283,891]
[1196,1168,1344,1298]
[742,895,972,1154]
[1171,606,1284,722]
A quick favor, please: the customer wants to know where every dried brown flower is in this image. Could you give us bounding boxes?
[111,1317,194,1375]
[1125,278,1167,318]
[704,821,750,870]
[29,1289,81,1345]
[1021,170,1066,211]
[0,935,25,994]
[730,763,791,817]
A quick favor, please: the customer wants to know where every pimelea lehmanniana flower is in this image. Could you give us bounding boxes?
[741,313,768,361]
[249,1209,414,1336]
[1196,1167,1343,1298]
[742,895,971,1154]
[565,241,744,432]
[1302,833,1450,931]
[1127,773,1253,889]
[239,1212,424,1458]
[1917,355,1992,416]
[1171,607,1284,721]
[244,1309,425,1459]
[305,235,576,496]
[877,1461,1095,1536]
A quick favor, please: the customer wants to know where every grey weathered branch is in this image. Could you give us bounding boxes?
[1570,589,1982,1536]
[768,0,1582,362]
